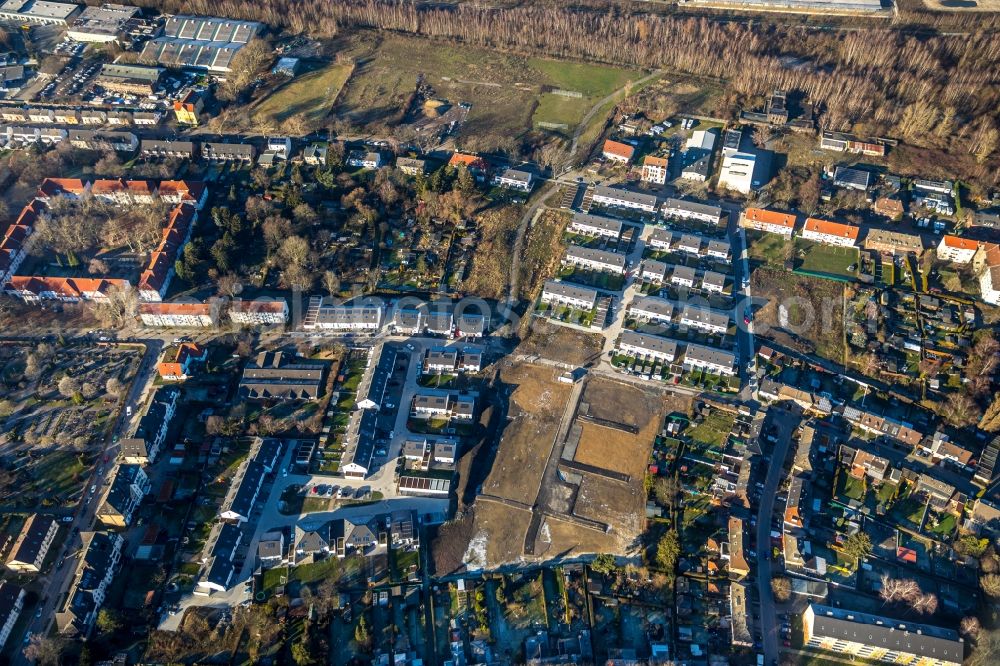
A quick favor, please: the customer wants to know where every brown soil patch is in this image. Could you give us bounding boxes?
[518,318,604,366]
[574,422,644,476]
[482,362,572,501]
[466,501,534,568]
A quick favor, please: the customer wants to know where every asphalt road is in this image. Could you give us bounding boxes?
[755,406,800,666]
[13,337,163,663]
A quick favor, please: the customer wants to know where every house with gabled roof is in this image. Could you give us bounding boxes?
[602,139,635,163]
[741,207,795,236]
[801,218,859,248]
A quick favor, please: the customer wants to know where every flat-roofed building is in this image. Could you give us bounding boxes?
[803,604,962,666]
[617,330,677,362]
[741,207,795,236]
[67,3,139,43]
[718,152,757,194]
[801,218,859,248]
[0,0,80,25]
[683,343,736,376]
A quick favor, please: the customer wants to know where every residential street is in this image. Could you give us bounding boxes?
[755,406,800,666]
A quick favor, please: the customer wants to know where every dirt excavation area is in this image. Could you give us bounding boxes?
[462,362,690,568]
[535,377,684,558]
[480,362,572,502]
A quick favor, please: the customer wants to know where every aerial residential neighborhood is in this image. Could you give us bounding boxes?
[0,0,997,665]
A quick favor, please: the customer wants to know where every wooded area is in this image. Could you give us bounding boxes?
[135,0,1000,179]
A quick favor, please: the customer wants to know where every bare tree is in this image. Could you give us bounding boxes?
[23,634,64,666]
[58,375,79,398]
[92,284,138,329]
[105,377,123,399]
[960,616,981,639]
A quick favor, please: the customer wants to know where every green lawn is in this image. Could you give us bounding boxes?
[534,93,587,132]
[747,230,790,268]
[837,473,866,502]
[251,62,353,128]
[528,58,641,97]
[686,410,736,450]
[795,239,859,278]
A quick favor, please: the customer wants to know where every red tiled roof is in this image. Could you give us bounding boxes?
[602,139,635,160]
[139,302,212,315]
[803,217,859,240]
[448,153,489,170]
[941,235,978,251]
[745,208,795,229]
[36,178,87,198]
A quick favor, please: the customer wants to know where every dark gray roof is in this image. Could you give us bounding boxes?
[8,514,55,566]
[619,330,678,357]
[565,244,627,269]
[570,212,624,235]
[591,185,658,208]
[663,197,723,219]
[808,604,962,663]
[542,279,598,304]
[833,165,872,189]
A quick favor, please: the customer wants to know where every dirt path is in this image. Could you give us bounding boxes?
[505,186,559,307]
[568,69,665,162]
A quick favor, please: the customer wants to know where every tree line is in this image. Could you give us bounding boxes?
[134,0,1000,170]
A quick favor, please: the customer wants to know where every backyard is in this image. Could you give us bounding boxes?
[795,239,859,279]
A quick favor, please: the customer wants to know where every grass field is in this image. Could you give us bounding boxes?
[795,239,859,278]
[251,62,353,129]
[752,268,846,363]
[747,230,791,269]
[533,93,587,131]
[335,32,643,142]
